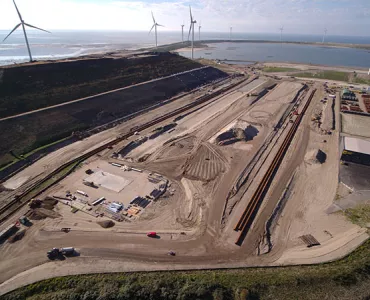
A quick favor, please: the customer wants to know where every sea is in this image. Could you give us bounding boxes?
[0,30,370,68]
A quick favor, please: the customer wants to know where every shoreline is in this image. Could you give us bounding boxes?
[196,39,370,50]
[2,38,370,68]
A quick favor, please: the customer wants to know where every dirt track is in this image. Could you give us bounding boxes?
[0,73,368,295]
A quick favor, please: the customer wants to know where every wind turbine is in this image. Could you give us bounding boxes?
[230,26,233,40]
[279,25,284,42]
[322,28,328,43]
[3,0,50,62]
[181,21,185,43]
[188,6,197,59]
[149,11,164,49]
[198,22,202,41]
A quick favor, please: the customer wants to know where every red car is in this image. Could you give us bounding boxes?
[147,232,157,238]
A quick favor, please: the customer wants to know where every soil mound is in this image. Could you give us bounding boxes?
[42,197,58,210]
[216,121,259,145]
[305,149,327,164]
[184,144,226,181]
[97,220,115,228]
[27,208,60,220]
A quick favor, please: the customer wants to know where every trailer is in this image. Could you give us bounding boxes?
[110,163,122,167]
[0,224,16,241]
[92,197,105,206]
[60,247,75,255]
[76,190,88,197]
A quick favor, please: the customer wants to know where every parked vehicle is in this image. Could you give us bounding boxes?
[147,232,157,238]
[19,216,29,225]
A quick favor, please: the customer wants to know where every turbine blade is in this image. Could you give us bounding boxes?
[156,24,164,27]
[189,6,193,22]
[188,24,192,40]
[24,23,51,34]
[13,0,22,21]
[148,24,155,35]
[2,23,21,42]
[151,11,155,24]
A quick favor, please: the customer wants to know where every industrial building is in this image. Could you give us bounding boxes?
[341,88,357,101]
[341,136,370,166]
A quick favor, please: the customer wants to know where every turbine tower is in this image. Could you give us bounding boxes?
[230,26,233,40]
[3,0,50,62]
[188,6,197,59]
[181,22,185,43]
[149,11,164,48]
[198,22,202,41]
[322,28,327,43]
[279,25,284,42]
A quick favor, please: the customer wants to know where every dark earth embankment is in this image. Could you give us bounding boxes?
[0,54,227,167]
[0,52,201,119]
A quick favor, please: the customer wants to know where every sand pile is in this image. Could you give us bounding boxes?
[215,121,259,145]
[305,149,327,164]
[97,220,115,228]
[42,197,58,210]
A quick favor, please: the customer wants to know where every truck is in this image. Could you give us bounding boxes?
[47,247,75,259]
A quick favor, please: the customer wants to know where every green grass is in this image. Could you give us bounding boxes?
[3,240,370,300]
[294,71,350,82]
[345,204,370,228]
[353,77,370,85]
[22,137,71,159]
[262,67,298,73]
[0,158,20,172]
[0,137,71,172]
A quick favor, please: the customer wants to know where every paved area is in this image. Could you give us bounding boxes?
[340,162,370,191]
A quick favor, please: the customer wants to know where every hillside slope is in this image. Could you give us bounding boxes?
[0,52,201,118]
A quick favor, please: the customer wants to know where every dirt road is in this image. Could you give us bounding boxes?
[0,78,368,295]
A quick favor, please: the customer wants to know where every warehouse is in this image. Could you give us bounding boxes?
[341,136,370,166]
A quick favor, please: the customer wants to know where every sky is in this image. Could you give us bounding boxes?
[0,0,369,36]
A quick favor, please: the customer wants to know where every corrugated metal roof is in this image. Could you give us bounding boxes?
[344,136,370,155]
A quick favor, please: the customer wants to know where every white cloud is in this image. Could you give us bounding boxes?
[0,0,369,35]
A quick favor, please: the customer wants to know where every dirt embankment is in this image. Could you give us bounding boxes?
[0,52,201,119]
[0,55,227,166]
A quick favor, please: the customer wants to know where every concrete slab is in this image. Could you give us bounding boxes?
[84,170,132,193]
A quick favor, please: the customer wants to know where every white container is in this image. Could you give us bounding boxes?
[76,190,88,197]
